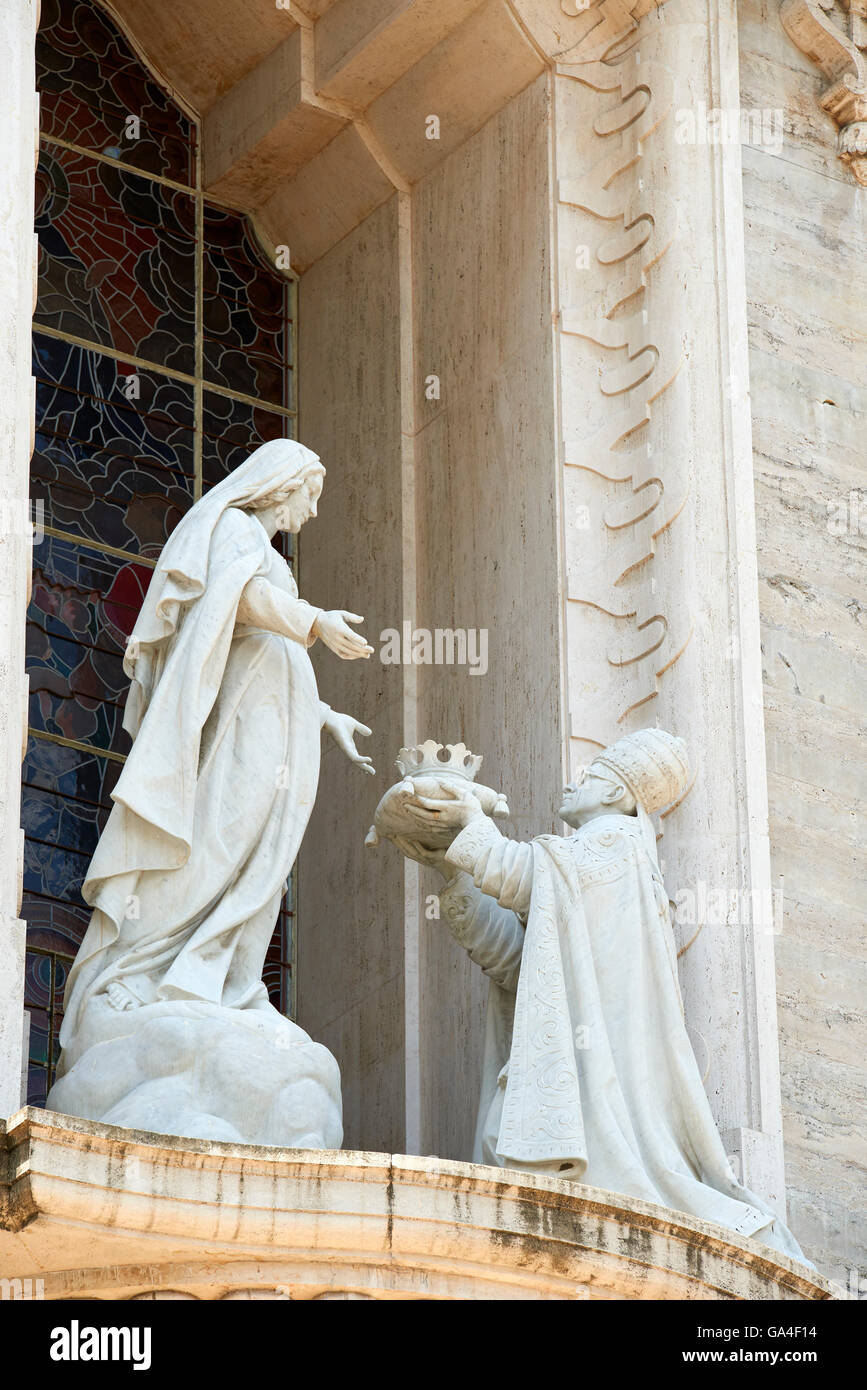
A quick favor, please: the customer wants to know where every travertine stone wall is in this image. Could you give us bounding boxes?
[412,76,564,1162]
[0,0,38,1119]
[296,197,407,1154]
[297,81,564,1162]
[739,0,867,1286]
[549,0,789,1214]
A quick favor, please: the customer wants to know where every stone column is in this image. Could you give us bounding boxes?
[513,0,786,1209]
[0,0,38,1118]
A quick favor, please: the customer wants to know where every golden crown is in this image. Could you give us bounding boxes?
[395,740,484,782]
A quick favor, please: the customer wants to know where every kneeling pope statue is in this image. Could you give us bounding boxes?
[400,727,809,1265]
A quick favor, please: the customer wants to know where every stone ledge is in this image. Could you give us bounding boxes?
[0,1108,834,1301]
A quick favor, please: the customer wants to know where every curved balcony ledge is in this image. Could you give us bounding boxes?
[0,1109,833,1301]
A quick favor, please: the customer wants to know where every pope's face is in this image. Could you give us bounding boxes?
[274,473,323,533]
[558,767,622,827]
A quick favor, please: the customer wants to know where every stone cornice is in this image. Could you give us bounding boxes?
[101,0,677,270]
[0,1109,836,1300]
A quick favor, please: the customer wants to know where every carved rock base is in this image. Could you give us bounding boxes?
[46,1000,342,1150]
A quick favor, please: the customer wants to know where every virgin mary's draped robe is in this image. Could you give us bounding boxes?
[48,443,342,1147]
[441,813,808,1264]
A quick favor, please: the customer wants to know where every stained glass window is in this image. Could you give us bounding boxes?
[25,0,297,1106]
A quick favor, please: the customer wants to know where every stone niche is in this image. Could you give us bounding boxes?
[0,1110,832,1301]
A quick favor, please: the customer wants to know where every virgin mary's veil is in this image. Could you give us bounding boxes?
[125,437,325,736]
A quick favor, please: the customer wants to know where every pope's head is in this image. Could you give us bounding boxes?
[558,767,636,828]
[559,728,690,829]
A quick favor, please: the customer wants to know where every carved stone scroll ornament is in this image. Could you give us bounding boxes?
[556,49,693,740]
[508,0,672,68]
[781,0,867,184]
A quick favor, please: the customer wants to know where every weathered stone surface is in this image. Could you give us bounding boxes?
[0,1110,835,1300]
[740,0,867,1286]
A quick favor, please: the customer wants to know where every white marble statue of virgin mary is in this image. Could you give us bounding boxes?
[48,439,373,1148]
